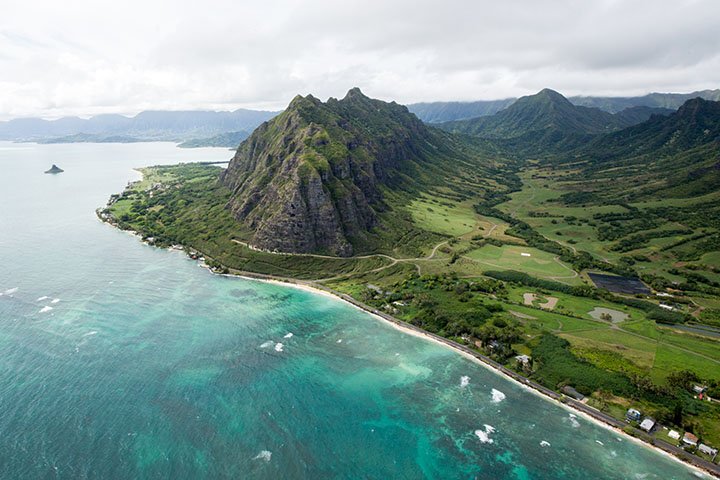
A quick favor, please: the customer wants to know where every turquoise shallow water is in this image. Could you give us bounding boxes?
[0,142,709,479]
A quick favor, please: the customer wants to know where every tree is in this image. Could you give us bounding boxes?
[667,370,700,392]
[672,402,684,426]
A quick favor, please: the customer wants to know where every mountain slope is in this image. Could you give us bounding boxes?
[436,89,630,155]
[612,105,675,126]
[407,98,516,123]
[406,90,718,123]
[220,88,505,256]
[564,98,720,201]
[436,89,678,156]
[440,89,624,137]
[570,89,720,113]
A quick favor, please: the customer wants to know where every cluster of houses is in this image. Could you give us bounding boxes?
[626,408,718,462]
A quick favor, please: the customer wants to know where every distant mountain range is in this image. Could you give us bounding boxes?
[406,99,516,123]
[0,109,279,144]
[407,89,720,123]
[177,130,252,148]
[1,88,717,147]
[436,88,675,155]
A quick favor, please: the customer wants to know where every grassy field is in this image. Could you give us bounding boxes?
[494,172,628,262]
[505,285,644,320]
[406,195,478,236]
[464,244,579,281]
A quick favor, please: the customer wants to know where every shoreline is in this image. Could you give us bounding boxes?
[235,274,717,479]
[95,200,720,479]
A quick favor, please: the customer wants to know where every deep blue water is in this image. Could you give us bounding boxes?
[0,142,708,479]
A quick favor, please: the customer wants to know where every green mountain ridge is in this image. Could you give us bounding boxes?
[443,88,624,137]
[220,88,506,256]
[435,89,676,156]
[564,97,720,201]
[571,89,720,113]
[408,89,719,123]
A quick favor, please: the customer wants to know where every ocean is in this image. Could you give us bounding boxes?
[0,142,707,479]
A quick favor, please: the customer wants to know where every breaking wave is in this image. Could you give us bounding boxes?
[491,388,506,403]
[1,287,18,296]
[253,450,272,462]
[474,424,496,444]
[567,413,580,428]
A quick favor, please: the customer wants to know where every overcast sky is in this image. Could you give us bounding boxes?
[1,0,719,119]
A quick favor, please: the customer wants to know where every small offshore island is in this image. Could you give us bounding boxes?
[44,164,64,174]
[99,89,720,476]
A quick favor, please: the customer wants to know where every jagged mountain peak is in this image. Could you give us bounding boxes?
[675,97,720,121]
[438,88,621,150]
[219,90,442,256]
[532,88,572,104]
[507,89,577,117]
[343,87,368,101]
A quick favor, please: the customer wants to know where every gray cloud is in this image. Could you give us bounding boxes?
[1,0,719,119]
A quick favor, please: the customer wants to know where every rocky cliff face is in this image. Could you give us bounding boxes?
[220,88,436,256]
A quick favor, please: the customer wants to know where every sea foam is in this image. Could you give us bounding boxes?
[540,440,551,447]
[2,287,18,296]
[253,450,272,462]
[259,341,274,348]
[474,424,496,444]
[51,298,60,304]
[39,306,53,313]
[283,332,293,339]
[490,388,506,403]
[37,296,49,301]
[567,413,580,428]
[274,343,284,352]
[460,376,470,388]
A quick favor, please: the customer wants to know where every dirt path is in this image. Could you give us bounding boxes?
[483,222,498,238]
[231,238,455,283]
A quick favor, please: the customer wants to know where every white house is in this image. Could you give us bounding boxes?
[639,418,655,432]
[682,432,699,447]
[699,444,718,457]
